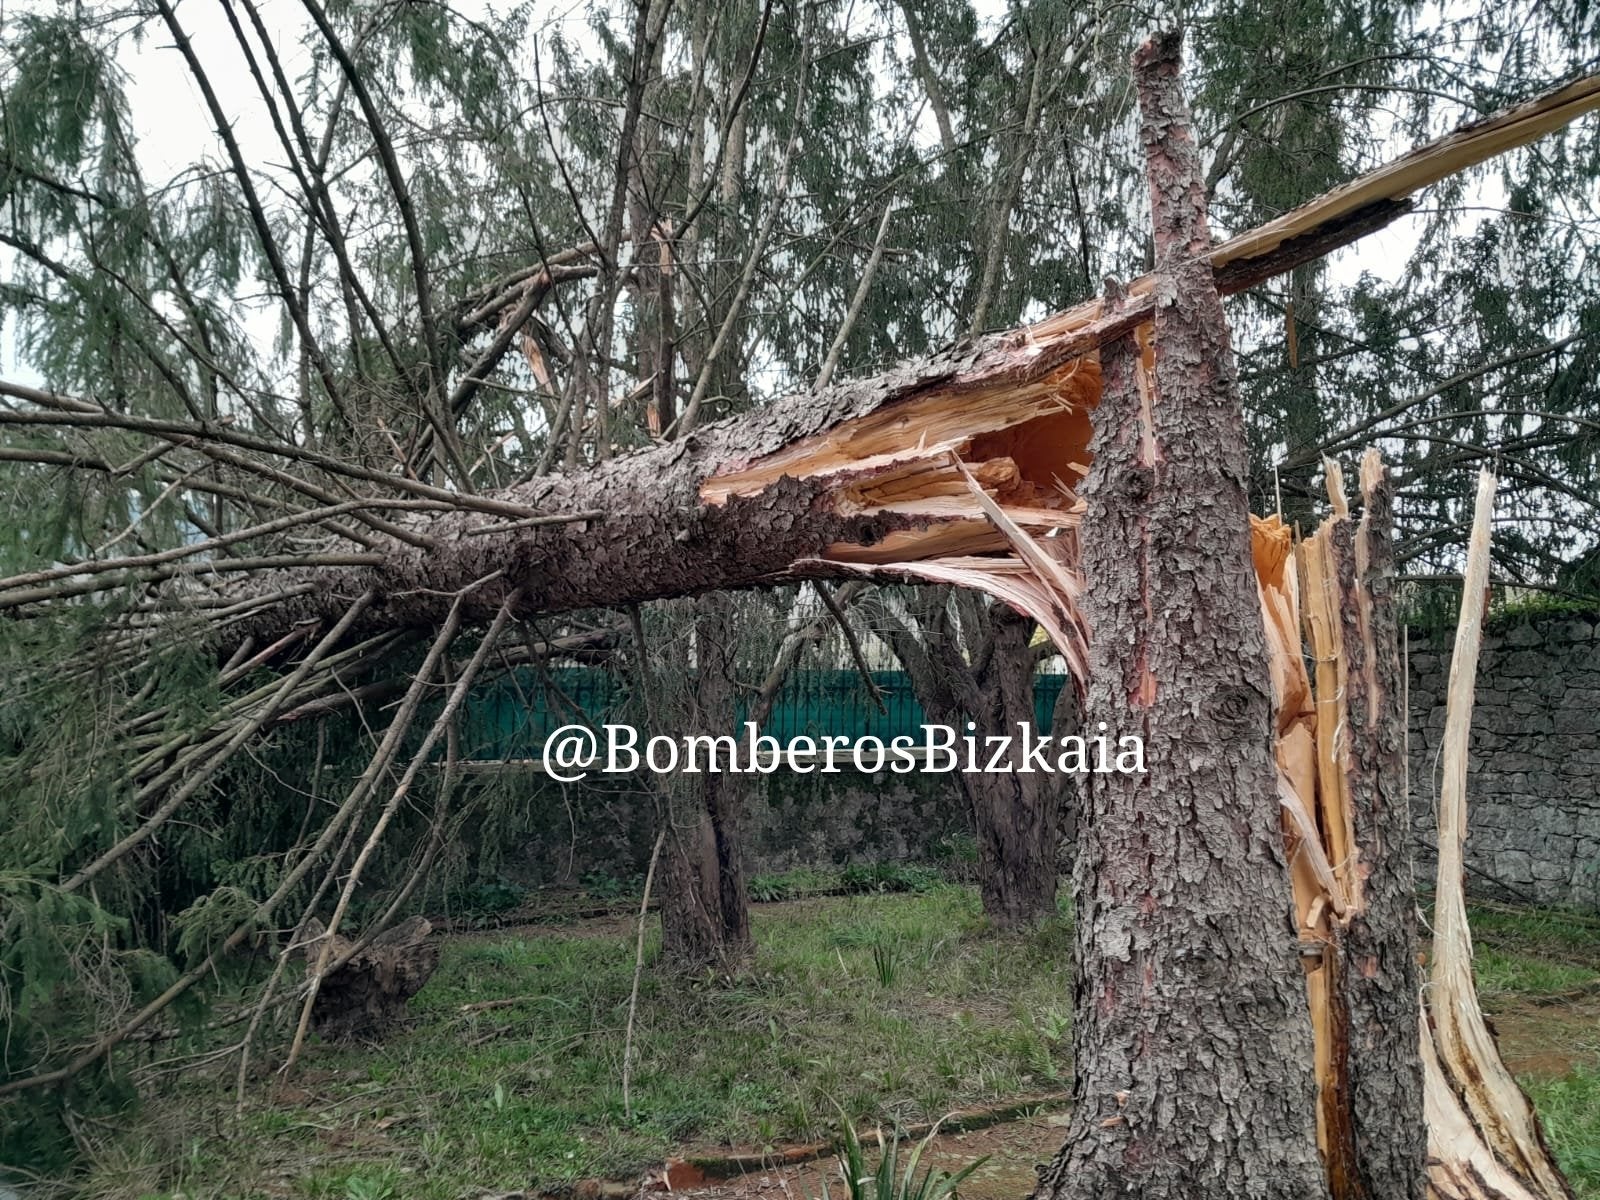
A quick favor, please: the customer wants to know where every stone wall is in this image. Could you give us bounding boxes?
[1406,612,1600,909]
[491,769,972,890]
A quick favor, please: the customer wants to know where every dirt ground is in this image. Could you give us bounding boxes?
[659,1111,1066,1200]
[1489,986,1600,1078]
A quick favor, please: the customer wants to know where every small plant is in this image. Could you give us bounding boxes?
[839,863,941,896]
[1038,1006,1071,1044]
[929,834,980,881]
[818,1110,987,1200]
[750,873,793,902]
[872,939,900,988]
[344,1172,400,1200]
[751,866,839,901]
[756,1116,779,1148]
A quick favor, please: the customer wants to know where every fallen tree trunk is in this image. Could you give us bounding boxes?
[58,69,1586,652]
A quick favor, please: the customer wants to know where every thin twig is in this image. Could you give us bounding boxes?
[622,828,665,1123]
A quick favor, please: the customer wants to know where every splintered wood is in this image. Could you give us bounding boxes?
[693,76,1600,698]
[710,333,1570,1196]
[1421,470,1572,1200]
[1267,463,1571,1200]
[710,355,1099,683]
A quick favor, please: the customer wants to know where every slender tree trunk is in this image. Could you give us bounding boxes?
[962,606,1065,929]
[870,595,1069,929]
[658,593,751,969]
[1034,33,1329,1200]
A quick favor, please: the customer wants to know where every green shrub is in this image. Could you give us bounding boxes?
[817,1111,986,1200]
[839,863,941,895]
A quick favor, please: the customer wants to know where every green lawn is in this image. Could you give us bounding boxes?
[30,888,1600,1200]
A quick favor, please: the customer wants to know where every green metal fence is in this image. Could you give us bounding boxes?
[461,667,1069,760]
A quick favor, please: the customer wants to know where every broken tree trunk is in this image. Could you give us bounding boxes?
[4,37,1588,1192]
[1273,455,1428,1200]
[291,915,439,1039]
[1023,33,1569,1200]
[177,70,1600,653]
[1264,458,1573,1200]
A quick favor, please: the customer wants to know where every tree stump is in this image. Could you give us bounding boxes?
[294,915,439,1039]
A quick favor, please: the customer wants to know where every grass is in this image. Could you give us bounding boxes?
[66,886,1072,1200]
[1450,902,1600,1194]
[29,889,1600,1200]
[1456,901,1600,967]
[1433,901,1600,1002]
[1528,1067,1600,1197]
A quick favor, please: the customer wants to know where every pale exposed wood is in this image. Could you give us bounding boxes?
[1214,73,1600,268]
[1324,456,1350,517]
[1425,469,1573,1200]
[1423,1025,1545,1200]
[1171,461,1565,1198]
[1301,525,1359,906]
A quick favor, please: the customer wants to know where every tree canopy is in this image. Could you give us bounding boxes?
[2,0,1598,1172]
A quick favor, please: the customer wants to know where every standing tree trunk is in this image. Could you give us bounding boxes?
[657,593,752,970]
[1034,33,1330,1200]
[866,592,1073,929]
[964,604,1068,928]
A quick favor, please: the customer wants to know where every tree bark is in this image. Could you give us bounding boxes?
[291,915,439,1039]
[964,606,1068,928]
[1324,458,1427,1200]
[868,593,1070,929]
[1033,33,1329,1200]
[657,593,751,970]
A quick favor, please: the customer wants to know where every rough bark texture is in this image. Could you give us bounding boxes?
[872,595,1071,929]
[658,594,751,969]
[1326,461,1427,1200]
[225,336,1095,642]
[293,915,439,1039]
[963,606,1070,928]
[1034,33,1328,1200]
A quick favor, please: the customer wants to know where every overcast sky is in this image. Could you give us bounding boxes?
[0,0,1527,387]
